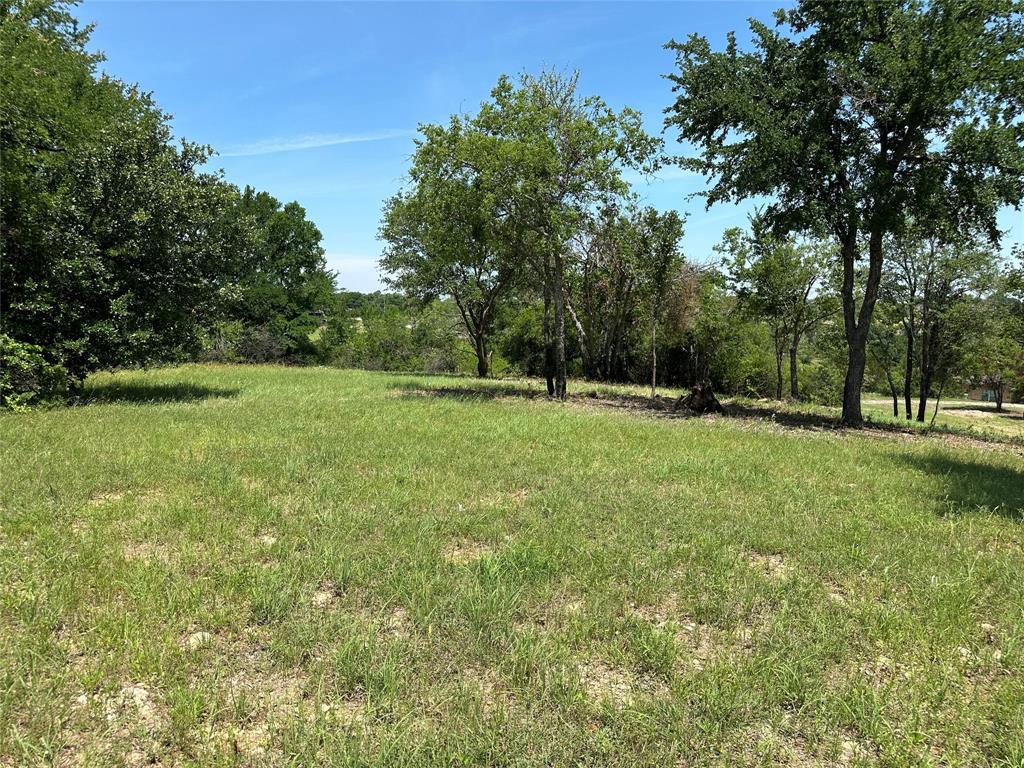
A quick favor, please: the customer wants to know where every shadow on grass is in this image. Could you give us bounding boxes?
[393,381,1021,446]
[392,380,548,401]
[395,380,843,424]
[901,453,1024,521]
[80,381,239,405]
[942,404,1024,422]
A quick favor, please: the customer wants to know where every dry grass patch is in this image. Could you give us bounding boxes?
[86,489,124,507]
[475,487,531,508]
[629,594,723,670]
[745,549,790,579]
[577,660,667,706]
[310,581,341,609]
[121,540,175,565]
[59,684,169,768]
[444,540,496,565]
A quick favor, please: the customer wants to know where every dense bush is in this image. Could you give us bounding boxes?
[0,335,68,410]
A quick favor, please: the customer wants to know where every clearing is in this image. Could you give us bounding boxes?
[1,365,1022,767]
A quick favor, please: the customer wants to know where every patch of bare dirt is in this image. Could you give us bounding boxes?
[379,605,412,638]
[59,683,170,767]
[444,540,495,564]
[121,541,174,565]
[310,581,341,609]
[182,630,214,651]
[628,594,721,670]
[476,488,531,507]
[460,665,510,714]
[87,490,124,507]
[857,655,912,687]
[577,660,667,705]
[745,550,790,579]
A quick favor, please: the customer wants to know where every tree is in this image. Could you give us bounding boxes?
[566,206,640,382]
[665,0,1024,425]
[474,70,661,399]
[1,0,240,387]
[632,209,686,398]
[380,121,520,378]
[893,234,999,420]
[225,187,335,363]
[968,273,1024,412]
[866,300,906,417]
[718,221,834,400]
[564,206,684,388]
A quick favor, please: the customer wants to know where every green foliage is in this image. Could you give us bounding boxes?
[331,300,470,374]
[380,120,522,377]
[1,0,240,387]
[665,0,1024,422]
[0,334,67,410]
[496,303,548,377]
[218,188,336,364]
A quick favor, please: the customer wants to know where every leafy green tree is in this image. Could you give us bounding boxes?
[380,123,520,377]
[866,299,907,417]
[634,208,686,398]
[718,222,835,400]
[473,70,662,398]
[967,273,1024,411]
[224,187,335,363]
[666,0,1024,424]
[566,206,645,382]
[1,0,239,388]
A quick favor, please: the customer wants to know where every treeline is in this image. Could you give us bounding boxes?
[1,1,337,406]
[4,0,1024,422]
[374,3,1024,423]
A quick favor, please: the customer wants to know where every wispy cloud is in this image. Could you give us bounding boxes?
[220,129,413,158]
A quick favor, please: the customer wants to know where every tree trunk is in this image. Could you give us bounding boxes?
[843,343,867,425]
[841,226,883,426]
[996,385,1004,412]
[789,343,799,400]
[543,280,554,397]
[929,380,945,428]
[552,250,568,400]
[651,316,657,399]
[903,323,914,420]
[916,370,932,423]
[474,332,489,378]
[774,329,783,400]
[916,324,932,423]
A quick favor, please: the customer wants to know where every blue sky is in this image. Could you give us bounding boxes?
[81,1,1020,292]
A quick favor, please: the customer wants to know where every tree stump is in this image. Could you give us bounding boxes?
[675,381,723,414]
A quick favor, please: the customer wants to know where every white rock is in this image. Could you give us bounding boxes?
[185,631,213,650]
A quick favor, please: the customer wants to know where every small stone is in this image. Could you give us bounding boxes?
[185,631,213,650]
[257,534,277,547]
[311,590,335,608]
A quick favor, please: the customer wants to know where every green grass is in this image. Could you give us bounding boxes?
[1,364,1022,767]
[859,397,1024,440]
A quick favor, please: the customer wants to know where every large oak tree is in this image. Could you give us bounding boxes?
[665,0,1024,424]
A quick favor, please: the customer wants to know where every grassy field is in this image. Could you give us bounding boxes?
[859,398,1024,441]
[1,365,1022,767]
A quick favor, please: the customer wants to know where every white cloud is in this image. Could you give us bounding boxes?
[326,254,388,293]
[219,129,413,158]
